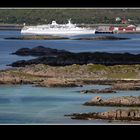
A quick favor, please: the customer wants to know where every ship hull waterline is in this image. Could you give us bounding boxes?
[21,30,96,36]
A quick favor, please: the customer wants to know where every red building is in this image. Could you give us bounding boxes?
[109,25,136,32]
[121,19,128,24]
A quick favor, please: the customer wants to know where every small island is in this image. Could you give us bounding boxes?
[5,35,69,40]
[5,35,130,41]
[11,46,71,56]
[73,36,130,40]
[84,96,140,107]
[80,88,116,94]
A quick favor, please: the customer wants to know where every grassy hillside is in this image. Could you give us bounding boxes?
[0,9,140,25]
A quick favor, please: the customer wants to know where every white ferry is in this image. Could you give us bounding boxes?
[21,19,96,36]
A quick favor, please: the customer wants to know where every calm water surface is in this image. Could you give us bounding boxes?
[0,84,140,124]
[0,30,140,124]
[0,31,140,69]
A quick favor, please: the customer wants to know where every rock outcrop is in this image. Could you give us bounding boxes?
[84,96,140,106]
[80,88,116,94]
[12,46,71,56]
[1,64,140,88]
[9,47,140,67]
[111,83,140,91]
[80,83,140,94]
[5,35,69,40]
[65,109,140,121]
[35,78,82,87]
[74,36,130,40]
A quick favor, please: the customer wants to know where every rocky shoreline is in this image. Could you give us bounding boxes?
[84,96,140,107]
[1,64,140,88]
[111,83,140,91]
[80,83,140,94]
[65,109,140,121]
[80,88,116,94]
[5,35,69,40]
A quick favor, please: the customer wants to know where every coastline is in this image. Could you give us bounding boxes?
[2,62,139,122]
[1,64,140,87]
[1,23,140,34]
[1,65,140,123]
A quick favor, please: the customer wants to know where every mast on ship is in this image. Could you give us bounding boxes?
[68,18,72,24]
[67,18,76,28]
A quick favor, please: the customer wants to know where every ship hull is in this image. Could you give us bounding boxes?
[21,29,96,36]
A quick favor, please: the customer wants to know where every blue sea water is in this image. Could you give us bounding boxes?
[0,85,140,124]
[0,31,140,69]
[0,30,140,124]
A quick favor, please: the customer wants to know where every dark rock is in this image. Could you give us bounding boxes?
[74,36,130,40]
[8,60,27,67]
[12,46,71,57]
[10,47,140,67]
[12,48,31,56]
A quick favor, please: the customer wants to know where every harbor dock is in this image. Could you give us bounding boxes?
[0,24,23,30]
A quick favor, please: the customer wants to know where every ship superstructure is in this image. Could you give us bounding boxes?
[21,19,96,36]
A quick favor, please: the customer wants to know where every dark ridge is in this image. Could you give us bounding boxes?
[9,46,140,67]
[12,46,72,56]
[74,36,130,40]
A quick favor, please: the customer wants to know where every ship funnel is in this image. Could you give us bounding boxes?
[51,21,58,25]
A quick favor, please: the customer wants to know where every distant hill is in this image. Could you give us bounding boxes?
[0,9,140,25]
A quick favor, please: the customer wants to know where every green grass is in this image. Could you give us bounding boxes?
[87,64,107,71]
[84,64,139,79]
[0,9,140,24]
[106,72,137,79]
[0,64,140,80]
[7,71,41,80]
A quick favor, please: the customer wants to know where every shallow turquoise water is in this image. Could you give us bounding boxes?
[0,84,140,124]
